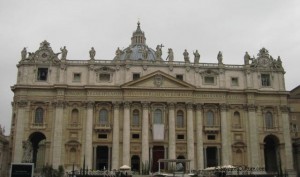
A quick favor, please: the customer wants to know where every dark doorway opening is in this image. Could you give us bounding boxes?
[152,146,164,172]
[264,135,280,173]
[96,146,108,170]
[206,147,218,167]
[131,155,140,173]
[29,132,46,171]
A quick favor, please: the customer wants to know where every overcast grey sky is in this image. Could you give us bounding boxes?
[0,0,299,135]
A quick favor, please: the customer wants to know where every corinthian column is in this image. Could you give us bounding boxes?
[186,103,195,170]
[220,104,230,165]
[280,106,295,172]
[85,101,94,169]
[112,102,120,170]
[195,104,204,169]
[247,104,259,167]
[168,103,176,161]
[52,101,64,168]
[123,102,130,166]
[13,101,28,162]
[142,102,150,166]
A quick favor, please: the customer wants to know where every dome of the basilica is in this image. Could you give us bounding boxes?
[113,22,163,61]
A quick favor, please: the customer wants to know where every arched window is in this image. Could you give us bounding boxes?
[71,109,79,123]
[265,112,273,129]
[99,109,108,125]
[176,110,184,128]
[35,107,44,124]
[233,111,241,128]
[132,109,140,126]
[206,111,214,126]
[154,109,163,124]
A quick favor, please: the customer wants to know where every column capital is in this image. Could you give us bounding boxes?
[220,103,228,111]
[123,101,131,109]
[186,102,194,110]
[195,103,203,110]
[142,102,150,109]
[16,100,28,108]
[168,102,175,110]
[112,101,120,109]
[246,104,257,111]
[280,105,289,113]
[85,101,95,109]
[52,100,65,108]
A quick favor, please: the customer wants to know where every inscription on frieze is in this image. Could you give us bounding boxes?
[124,91,192,97]
[87,91,122,96]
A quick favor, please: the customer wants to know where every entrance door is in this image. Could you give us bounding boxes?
[131,155,140,172]
[96,146,109,170]
[206,147,218,167]
[264,135,280,173]
[152,146,164,172]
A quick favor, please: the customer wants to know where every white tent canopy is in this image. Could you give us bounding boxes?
[120,165,131,170]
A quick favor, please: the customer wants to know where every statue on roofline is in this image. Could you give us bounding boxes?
[166,48,174,62]
[21,47,27,60]
[60,46,68,60]
[193,50,200,64]
[217,51,223,64]
[89,47,96,60]
[183,49,190,63]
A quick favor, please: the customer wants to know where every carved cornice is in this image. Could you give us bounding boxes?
[17,100,28,107]
[220,103,228,111]
[280,105,289,113]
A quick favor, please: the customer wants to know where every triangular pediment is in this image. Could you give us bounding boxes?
[121,70,195,90]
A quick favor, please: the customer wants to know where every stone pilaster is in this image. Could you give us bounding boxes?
[52,101,65,168]
[112,102,120,170]
[168,103,176,161]
[247,104,259,167]
[186,103,195,170]
[195,104,204,169]
[123,101,130,166]
[13,100,28,162]
[220,104,230,165]
[142,102,150,166]
[280,106,295,172]
[85,101,94,169]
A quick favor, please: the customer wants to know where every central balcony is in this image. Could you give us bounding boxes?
[94,123,111,132]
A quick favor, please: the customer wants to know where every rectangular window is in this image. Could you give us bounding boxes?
[231,77,238,86]
[99,73,110,82]
[204,76,214,84]
[133,73,140,80]
[98,134,107,139]
[132,134,140,139]
[177,134,185,140]
[37,68,48,81]
[207,135,216,140]
[261,74,271,86]
[176,75,183,81]
[73,73,81,82]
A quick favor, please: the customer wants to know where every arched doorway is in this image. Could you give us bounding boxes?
[264,135,280,173]
[28,132,46,170]
[131,155,140,173]
[177,155,185,172]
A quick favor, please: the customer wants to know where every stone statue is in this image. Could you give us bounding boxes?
[125,48,132,59]
[28,52,35,60]
[115,47,122,60]
[142,46,149,59]
[244,52,250,65]
[89,47,96,60]
[155,45,162,60]
[193,50,200,64]
[217,51,223,64]
[167,48,174,62]
[22,140,32,163]
[21,47,27,60]
[277,56,282,68]
[60,46,68,60]
[183,49,190,63]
